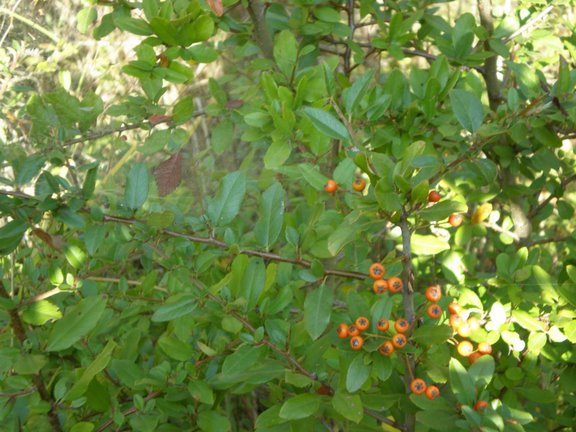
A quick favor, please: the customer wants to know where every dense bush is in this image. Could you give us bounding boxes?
[1,0,576,431]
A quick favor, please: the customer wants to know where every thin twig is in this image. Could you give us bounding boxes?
[483,222,520,242]
[503,5,554,43]
[527,174,576,219]
[95,391,162,432]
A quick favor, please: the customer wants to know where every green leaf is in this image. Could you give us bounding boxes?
[172,95,195,125]
[411,324,452,346]
[332,391,363,423]
[76,8,97,34]
[298,163,329,190]
[416,410,461,430]
[328,220,358,256]
[346,355,370,393]
[255,182,285,250]
[418,200,468,221]
[114,17,152,36]
[0,219,27,255]
[15,155,46,185]
[179,15,214,46]
[82,163,98,199]
[158,332,195,361]
[124,163,149,210]
[512,310,545,332]
[198,411,231,432]
[449,358,475,405]
[149,17,179,46]
[410,234,450,255]
[344,71,373,115]
[221,345,265,376]
[241,258,266,310]
[302,107,350,141]
[212,120,234,155]
[65,244,86,269]
[188,380,215,405]
[151,294,197,322]
[264,139,292,169]
[304,285,333,340]
[206,171,247,226]
[274,30,298,78]
[279,394,321,420]
[63,340,117,401]
[21,300,62,325]
[468,354,495,387]
[449,90,485,132]
[46,297,107,351]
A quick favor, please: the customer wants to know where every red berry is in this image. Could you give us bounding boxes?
[427,304,443,319]
[378,341,395,356]
[426,385,440,400]
[428,191,441,203]
[324,180,338,193]
[394,319,410,334]
[376,319,390,332]
[449,214,463,227]
[388,276,403,293]
[355,317,369,332]
[373,279,388,294]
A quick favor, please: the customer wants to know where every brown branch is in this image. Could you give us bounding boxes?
[528,235,570,246]
[95,390,162,432]
[0,281,62,432]
[103,215,367,280]
[483,222,521,242]
[477,0,502,111]
[246,0,273,59]
[527,174,576,219]
[503,5,553,43]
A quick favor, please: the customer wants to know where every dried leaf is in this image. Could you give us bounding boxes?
[31,228,64,250]
[153,152,183,197]
[207,0,224,17]
[226,99,243,109]
[148,114,172,126]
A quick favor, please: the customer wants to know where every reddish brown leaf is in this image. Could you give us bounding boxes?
[148,114,172,126]
[153,152,183,197]
[31,228,63,250]
[207,0,224,17]
[226,99,244,109]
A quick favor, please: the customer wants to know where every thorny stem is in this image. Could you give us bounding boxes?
[0,281,62,432]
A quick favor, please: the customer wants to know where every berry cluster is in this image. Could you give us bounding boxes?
[323,178,367,194]
[410,378,440,400]
[337,317,370,350]
[368,262,403,294]
[448,302,492,364]
[428,190,463,227]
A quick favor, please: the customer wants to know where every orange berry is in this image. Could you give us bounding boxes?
[347,325,360,337]
[388,276,403,293]
[425,285,442,302]
[394,319,410,334]
[449,314,464,329]
[376,319,390,332]
[457,323,472,338]
[336,323,349,339]
[457,340,474,357]
[477,342,492,355]
[350,335,364,350]
[373,279,388,294]
[468,352,483,364]
[448,214,463,227]
[428,191,441,203]
[324,179,338,193]
[355,317,370,332]
[352,178,366,192]
[467,316,481,331]
[474,400,489,411]
[448,302,462,315]
[392,333,407,349]
[369,263,385,280]
[410,378,427,395]
[378,341,395,356]
[427,304,443,319]
[426,385,440,400]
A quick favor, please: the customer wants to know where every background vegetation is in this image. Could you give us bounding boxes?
[1,0,575,431]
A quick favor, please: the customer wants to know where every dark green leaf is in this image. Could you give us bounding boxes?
[449,358,475,405]
[46,297,107,351]
[151,294,197,322]
[304,285,333,340]
[332,391,363,423]
[449,90,485,132]
[279,394,321,420]
[302,107,350,141]
[346,355,370,393]
[255,182,285,250]
[124,163,149,210]
[206,171,246,226]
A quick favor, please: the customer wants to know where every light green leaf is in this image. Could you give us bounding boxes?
[468,354,495,387]
[21,300,62,326]
[346,355,370,393]
[124,163,149,210]
[332,391,363,423]
[47,297,106,351]
[449,89,484,132]
[298,164,329,190]
[304,285,333,340]
[264,139,292,169]
[206,171,247,226]
[411,324,452,346]
[279,394,321,420]
[274,30,298,78]
[151,294,197,322]
[418,200,468,221]
[63,340,117,401]
[255,183,285,249]
[410,234,450,255]
[344,71,373,115]
[302,107,350,141]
